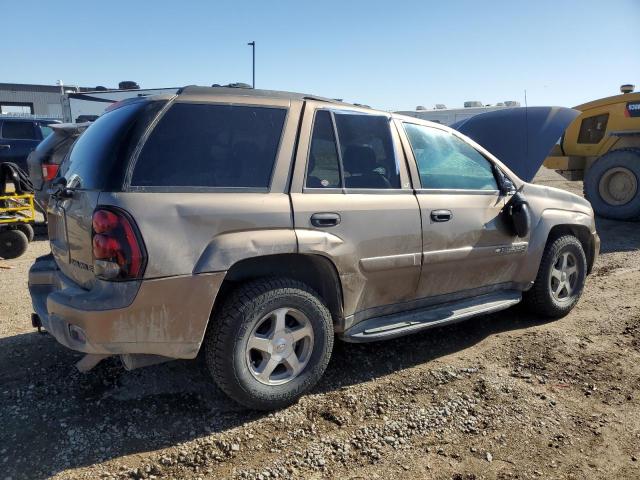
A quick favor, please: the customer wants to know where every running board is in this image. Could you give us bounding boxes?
[342,290,521,343]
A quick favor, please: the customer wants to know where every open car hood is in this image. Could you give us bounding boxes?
[450,106,580,182]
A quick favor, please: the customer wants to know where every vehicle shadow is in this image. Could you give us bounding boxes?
[0,305,548,479]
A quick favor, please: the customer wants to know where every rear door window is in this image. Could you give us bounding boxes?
[306,111,341,188]
[2,121,37,140]
[131,103,287,189]
[403,123,498,190]
[334,112,400,189]
[304,110,400,190]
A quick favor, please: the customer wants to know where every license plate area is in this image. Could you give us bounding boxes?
[47,201,69,261]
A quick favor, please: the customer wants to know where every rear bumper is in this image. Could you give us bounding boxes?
[28,254,225,359]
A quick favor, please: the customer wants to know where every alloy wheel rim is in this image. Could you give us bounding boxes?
[245,307,314,386]
[549,251,579,302]
[598,167,638,206]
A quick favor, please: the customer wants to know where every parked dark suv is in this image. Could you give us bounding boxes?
[0,117,59,171]
[27,122,89,211]
[29,87,599,410]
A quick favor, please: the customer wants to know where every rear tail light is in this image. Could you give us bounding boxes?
[41,163,59,181]
[91,207,146,280]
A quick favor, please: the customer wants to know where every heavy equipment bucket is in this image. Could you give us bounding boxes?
[451,106,580,182]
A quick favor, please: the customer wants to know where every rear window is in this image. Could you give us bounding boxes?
[130,103,287,189]
[61,100,166,190]
[2,121,37,140]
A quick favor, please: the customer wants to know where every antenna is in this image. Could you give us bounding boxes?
[524,89,529,165]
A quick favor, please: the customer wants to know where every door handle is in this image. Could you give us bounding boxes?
[0,145,10,150]
[430,209,452,222]
[311,212,341,227]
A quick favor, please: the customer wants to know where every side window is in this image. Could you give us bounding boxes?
[131,103,287,188]
[334,112,400,189]
[1,121,37,140]
[577,113,608,144]
[403,123,498,190]
[306,111,341,188]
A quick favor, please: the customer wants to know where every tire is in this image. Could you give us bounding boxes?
[584,148,640,220]
[0,229,29,260]
[524,235,587,318]
[16,224,34,242]
[205,278,334,410]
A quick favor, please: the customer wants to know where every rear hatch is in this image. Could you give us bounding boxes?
[48,99,167,288]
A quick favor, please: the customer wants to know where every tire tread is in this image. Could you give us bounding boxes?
[205,277,333,410]
[524,234,586,318]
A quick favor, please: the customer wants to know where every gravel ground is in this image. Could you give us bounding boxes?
[1,168,639,480]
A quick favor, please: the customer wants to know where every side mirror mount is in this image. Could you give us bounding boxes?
[501,176,517,196]
[493,164,516,196]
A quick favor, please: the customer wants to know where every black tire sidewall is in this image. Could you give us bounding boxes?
[16,224,34,242]
[208,280,334,410]
[541,238,587,315]
[584,149,640,220]
[0,229,29,259]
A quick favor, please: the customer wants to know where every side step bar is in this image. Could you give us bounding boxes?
[342,290,521,343]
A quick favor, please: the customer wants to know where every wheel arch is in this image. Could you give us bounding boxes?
[546,224,596,274]
[520,208,597,287]
[210,253,345,330]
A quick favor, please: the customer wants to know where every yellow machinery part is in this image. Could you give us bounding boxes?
[0,193,36,224]
[543,156,586,170]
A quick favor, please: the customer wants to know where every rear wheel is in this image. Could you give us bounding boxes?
[205,278,334,410]
[524,235,587,318]
[0,229,29,259]
[584,149,640,220]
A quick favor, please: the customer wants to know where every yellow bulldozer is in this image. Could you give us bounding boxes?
[544,84,640,220]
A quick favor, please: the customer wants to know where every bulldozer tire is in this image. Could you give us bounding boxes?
[584,148,640,221]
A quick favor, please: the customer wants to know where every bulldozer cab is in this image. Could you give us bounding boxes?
[544,86,640,220]
[563,91,640,158]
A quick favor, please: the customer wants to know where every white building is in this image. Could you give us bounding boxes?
[0,82,91,119]
[395,101,521,126]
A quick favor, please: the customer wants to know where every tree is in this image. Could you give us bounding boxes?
[118,81,140,90]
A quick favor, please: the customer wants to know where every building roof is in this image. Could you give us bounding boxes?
[0,82,93,93]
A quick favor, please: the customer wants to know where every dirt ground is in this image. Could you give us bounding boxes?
[1,168,639,480]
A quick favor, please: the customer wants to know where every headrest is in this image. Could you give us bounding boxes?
[343,145,377,174]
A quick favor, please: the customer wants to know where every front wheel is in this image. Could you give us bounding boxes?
[524,235,587,318]
[205,278,334,410]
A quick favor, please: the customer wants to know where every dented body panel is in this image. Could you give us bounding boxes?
[28,86,599,366]
[30,254,225,358]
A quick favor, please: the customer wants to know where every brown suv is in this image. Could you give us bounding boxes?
[29,87,599,410]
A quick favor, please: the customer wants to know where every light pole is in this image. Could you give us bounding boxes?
[247,41,255,88]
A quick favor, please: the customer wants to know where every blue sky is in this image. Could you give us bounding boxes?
[4,0,639,110]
